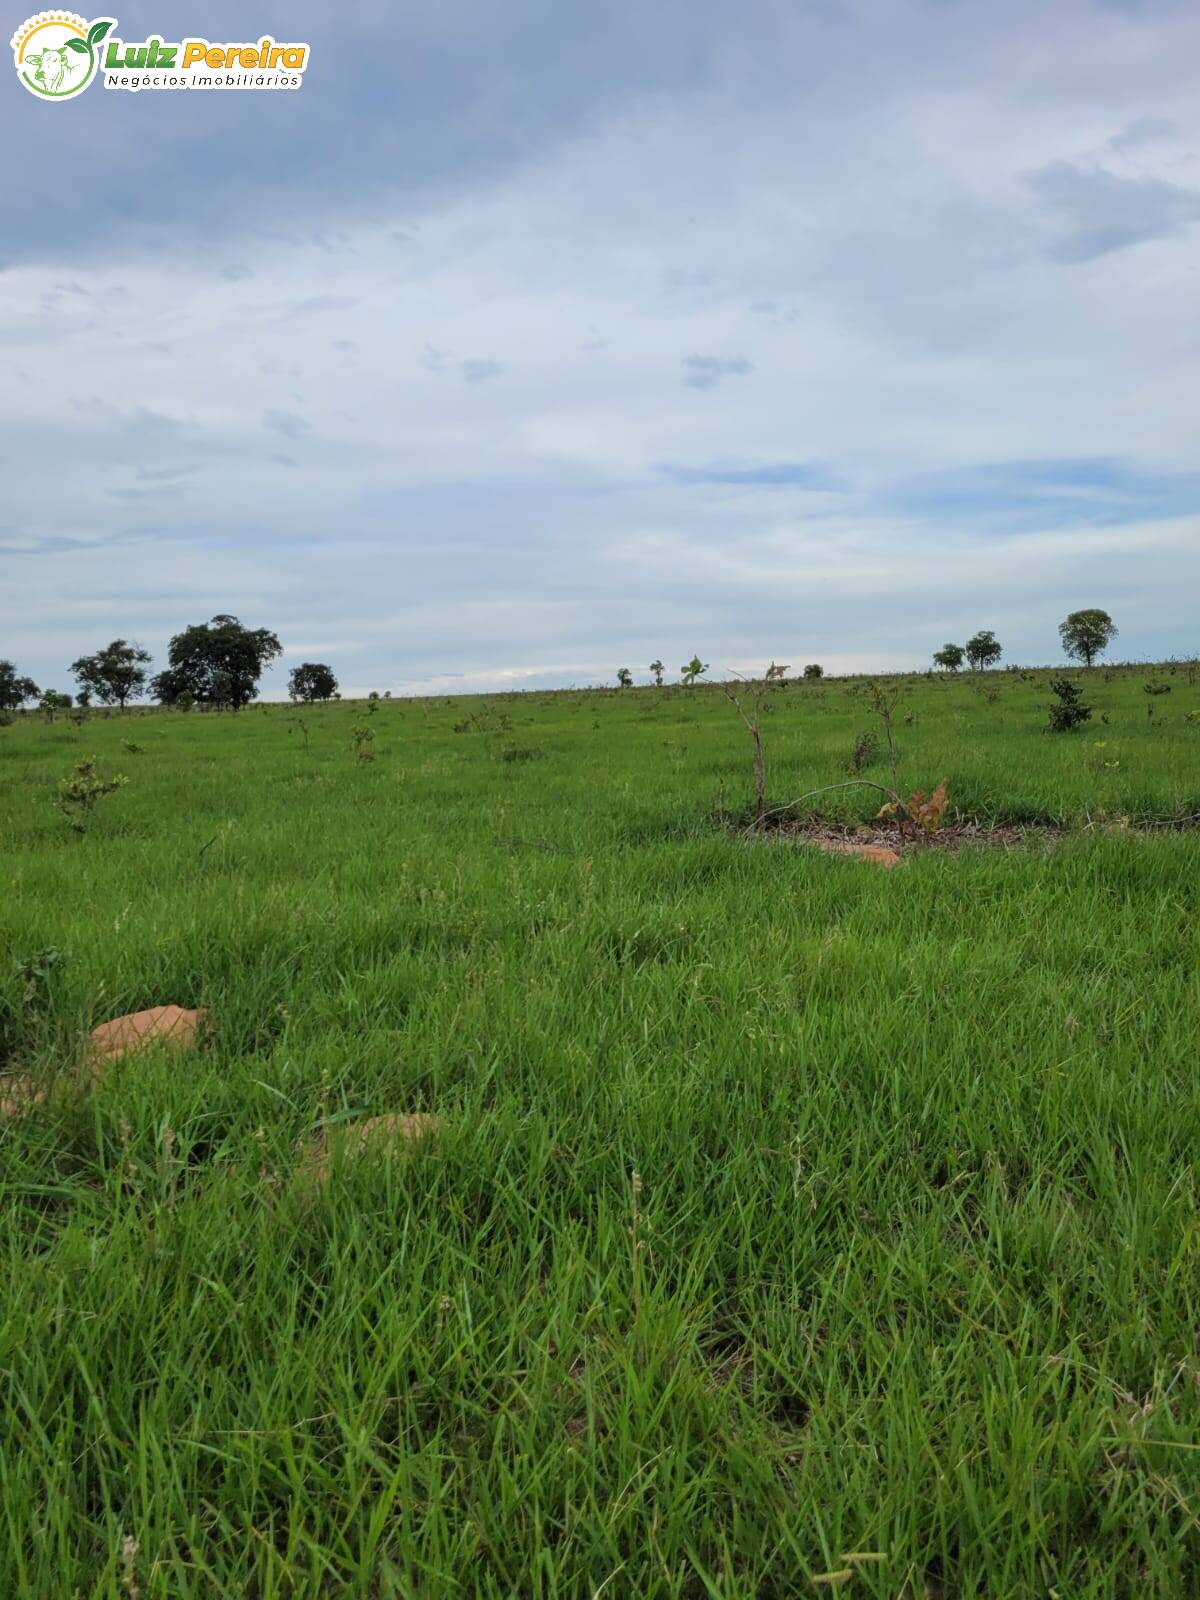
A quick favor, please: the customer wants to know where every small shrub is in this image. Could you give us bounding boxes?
[1091,741,1120,772]
[453,708,512,737]
[13,946,63,1052]
[867,682,904,797]
[848,731,880,773]
[122,740,145,754]
[55,758,129,833]
[350,724,375,764]
[500,746,545,763]
[1048,678,1092,732]
[1142,682,1171,696]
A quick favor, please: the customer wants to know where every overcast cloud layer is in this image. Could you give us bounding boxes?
[3,0,1199,696]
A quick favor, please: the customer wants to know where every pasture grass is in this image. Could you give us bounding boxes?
[2,664,1200,1596]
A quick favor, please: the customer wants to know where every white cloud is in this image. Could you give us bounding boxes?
[3,0,1200,691]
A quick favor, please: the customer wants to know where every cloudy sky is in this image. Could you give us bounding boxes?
[3,0,1199,697]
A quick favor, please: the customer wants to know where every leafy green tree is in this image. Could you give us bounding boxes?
[288,662,339,702]
[152,615,282,709]
[803,663,824,680]
[681,656,709,686]
[208,669,239,709]
[39,690,72,722]
[649,660,664,687]
[933,643,964,671]
[616,667,633,688]
[1059,609,1117,668]
[70,639,151,710]
[965,630,1002,670]
[0,660,40,711]
[151,671,181,706]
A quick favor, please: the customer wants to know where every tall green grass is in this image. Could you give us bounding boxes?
[2,665,1199,1596]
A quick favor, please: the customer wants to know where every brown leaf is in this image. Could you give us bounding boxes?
[924,778,948,830]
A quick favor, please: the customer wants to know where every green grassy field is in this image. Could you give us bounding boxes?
[2,664,1200,1598]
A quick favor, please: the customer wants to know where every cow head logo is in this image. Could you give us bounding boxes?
[11,12,114,100]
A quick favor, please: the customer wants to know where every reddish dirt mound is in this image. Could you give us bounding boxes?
[1,1074,46,1119]
[818,840,903,867]
[87,1005,209,1073]
[305,1112,441,1183]
[4,1004,210,1120]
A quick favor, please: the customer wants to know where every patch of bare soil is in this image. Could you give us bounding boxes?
[764,818,1056,856]
[302,1111,441,1183]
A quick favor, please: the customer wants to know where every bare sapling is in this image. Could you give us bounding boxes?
[744,680,948,845]
[722,666,774,828]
